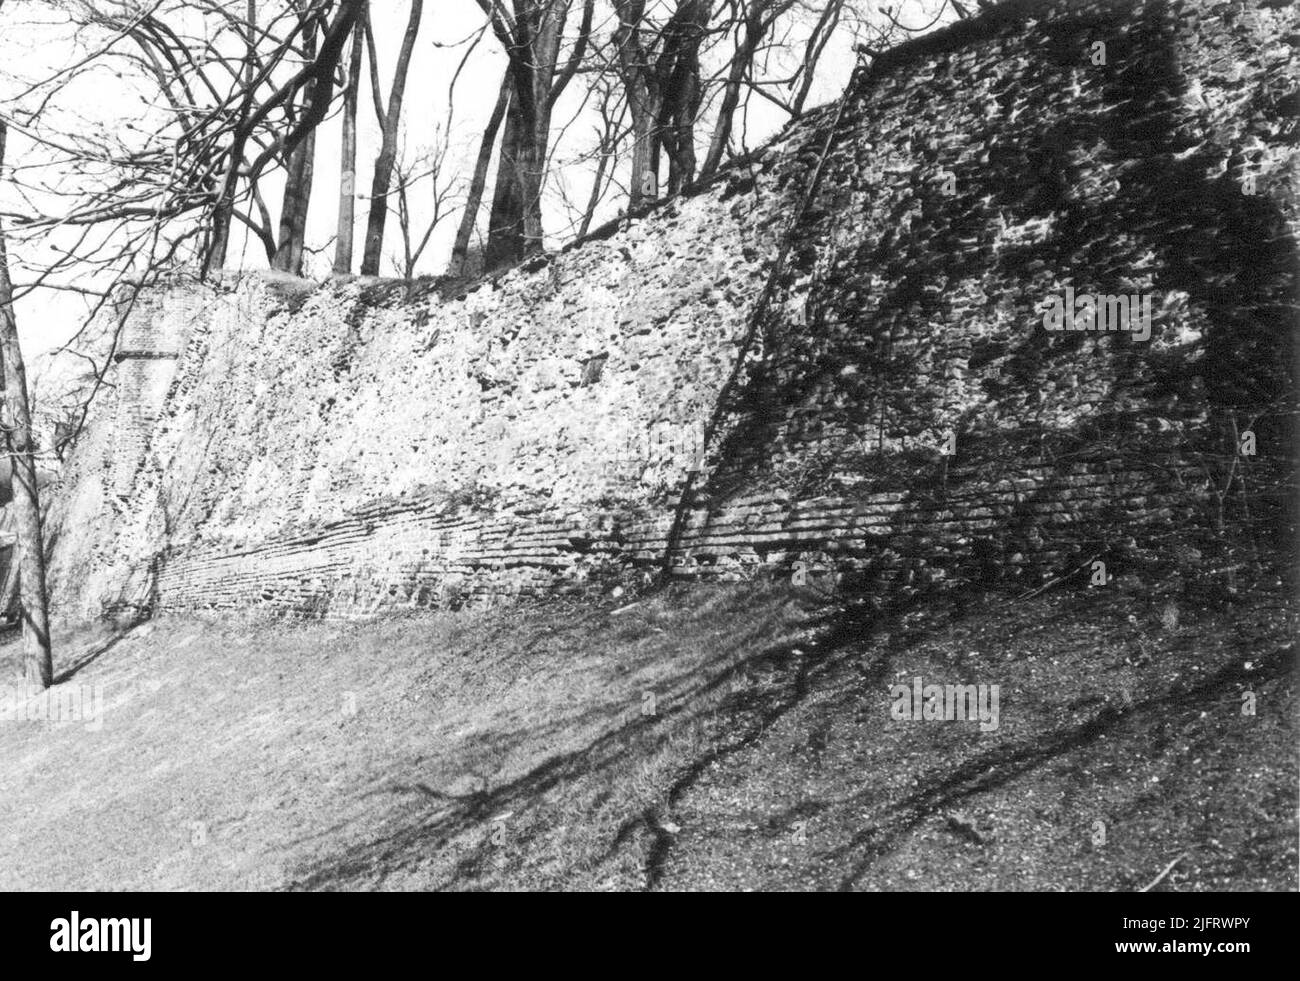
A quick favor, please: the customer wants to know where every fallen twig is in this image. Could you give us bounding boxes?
[1006,553,1101,604]
[1138,851,1187,892]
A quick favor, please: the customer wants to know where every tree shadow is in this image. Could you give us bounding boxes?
[277,573,937,890]
[51,625,143,685]
[278,561,1291,891]
[686,0,1297,591]
[821,636,1294,890]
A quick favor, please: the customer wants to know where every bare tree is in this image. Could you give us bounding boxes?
[698,0,794,182]
[207,0,264,270]
[612,0,712,207]
[789,0,844,116]
[333,0,366,273]
[0,0,367,484]
[204,0,366,273]
[474,0,593,269]
[449,71,510,277]
[57,0,367,274]
[0,117,53,689]
[359,0,423,275]
[272,0,325,275]
[392,128,459,279]
[577,75,626,236]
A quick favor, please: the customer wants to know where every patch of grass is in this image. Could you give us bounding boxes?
[0,578,1292,891]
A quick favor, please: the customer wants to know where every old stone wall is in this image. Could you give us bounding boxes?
[46,0,1299,620]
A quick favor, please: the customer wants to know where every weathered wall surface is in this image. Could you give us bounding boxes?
[47,0,1299,620]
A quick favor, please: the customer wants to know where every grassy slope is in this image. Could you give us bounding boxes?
[0,579,1294,891]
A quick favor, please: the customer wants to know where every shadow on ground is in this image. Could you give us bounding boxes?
[279,574,1296,892]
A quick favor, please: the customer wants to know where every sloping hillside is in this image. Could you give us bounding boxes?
[1,576,1293,891]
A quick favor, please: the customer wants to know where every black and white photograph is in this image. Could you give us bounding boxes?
[0,0,1295,934]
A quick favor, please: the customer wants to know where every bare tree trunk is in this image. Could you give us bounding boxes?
[614,1,659,209]
[578,87,621,238]
[0,123,54,690]
[273,129,315,275]
[663,0,710,194]
[623,52,660,210]
[629,104,659,207]
[206,168,238,272]
[273,4,319,276]
[449,72,509,277]
[486,107,550,267]
[333,9,365,274]
[615,0,708,205]
[518,124,547,253]
[484,103,528,270]
[360,0,423,276]
[790,0,841,116]
[699,0,771,182]
[485,97,552,266]
[206,0,259,272]
[479,0,589,268]
[669,84,699,193]
[578,139,611,238]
